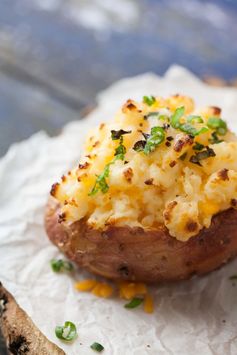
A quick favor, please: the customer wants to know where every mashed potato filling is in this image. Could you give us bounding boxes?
[51,95,237,241]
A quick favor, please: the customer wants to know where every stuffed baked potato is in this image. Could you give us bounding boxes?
[45,95,237,282]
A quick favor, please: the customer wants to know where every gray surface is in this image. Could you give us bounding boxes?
[0,0,237,157]
[0,0,237,353]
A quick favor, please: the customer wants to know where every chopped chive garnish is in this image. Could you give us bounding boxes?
[143,127,165,155]
[229,275,237,280]
[146,112,168,121]
[90,342,104,352]
[133,140,146,152]
[51,259,73,273]
[187,115,204,123]
[170,106,185,129]
[88,163,111,196]
[55,321,77,341]
[193,142,205,151]
[171,107,208,136]
[207,117,227,136]
[179,152,187,161]
[124,297,143,309]
[111,130,131,140]
[89,133,127,195]
[189,146,216,166]
[209,131,223,144]
[143,96,156,106]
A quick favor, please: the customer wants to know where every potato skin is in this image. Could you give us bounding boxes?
[45,197,237,283]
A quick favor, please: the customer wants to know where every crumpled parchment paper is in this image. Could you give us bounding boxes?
[1,65,237,355]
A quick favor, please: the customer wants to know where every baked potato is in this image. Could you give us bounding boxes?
[45,95,237,283]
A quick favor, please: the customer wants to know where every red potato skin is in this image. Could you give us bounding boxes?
[45,197,237,283]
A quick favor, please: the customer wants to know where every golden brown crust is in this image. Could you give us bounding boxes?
[45,197,237,283]
[0,282,65,355]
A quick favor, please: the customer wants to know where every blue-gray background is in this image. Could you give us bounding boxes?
[0,0,237,158]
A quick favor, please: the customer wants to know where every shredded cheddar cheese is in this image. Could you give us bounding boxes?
[75,279,154,313]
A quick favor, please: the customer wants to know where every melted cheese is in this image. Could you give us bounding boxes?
[52,95,237,241]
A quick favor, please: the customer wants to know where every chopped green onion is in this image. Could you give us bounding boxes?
[179,152,187,161]
[193,142,205,151]
[143,96,156,106]
[179,124,208,137]
[144,127,165,155]
[133,140,146,152]
[207,117,227,136]
[170,106,185,129]
[190,146,216,166]
[187,115,204,123]
[50,259,73,273]
[90,342,104,352]
[89,135,127,195]
[88,163,111,196]
[124,297,143,309]
[146,112,168,121]
[111,130,131,140]
[229,275,237,280]
[209,131,223,144]
[55,321,77,342]
[171,107,208,136]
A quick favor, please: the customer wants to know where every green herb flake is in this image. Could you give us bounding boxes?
[229,275,237,280]
[143,126,165,155]
[209,131,223,144]
[124,297,144,309]
[89,135,128,195]
[55,321,77,342]
[50,259,73,273]
[90,342,104,352]
[179,152,187,161]
[88,163,111,196]
[133,140,146,152]
[114,136,127,161]
[207,117,227,136]
[193,142,205,151]
[187,115,204,123]
[170,106,185,129]
[143,95,156,106]
[179,124,209,137]
[146,112,168,121]
[190,146,216,166]
[111,129,131,140]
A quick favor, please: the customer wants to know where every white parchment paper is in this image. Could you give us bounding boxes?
[1,66,237,355]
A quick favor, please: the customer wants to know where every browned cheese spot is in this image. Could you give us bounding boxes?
[99,123,105,130]
[169,160,177,168]
[50,182,59,197]
[123,167,134,183]
[92,141,100,148]
[173,135,193,152]
[209,106,222,116]
[217,168,229,181]
[79,162,90,170]
[185,220,198,233]
[122,99,137,113]
[61,175,66,182]
[163,201,178,222]
[144,178,154,185]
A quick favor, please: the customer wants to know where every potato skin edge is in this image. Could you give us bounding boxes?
[45,197,237,283]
